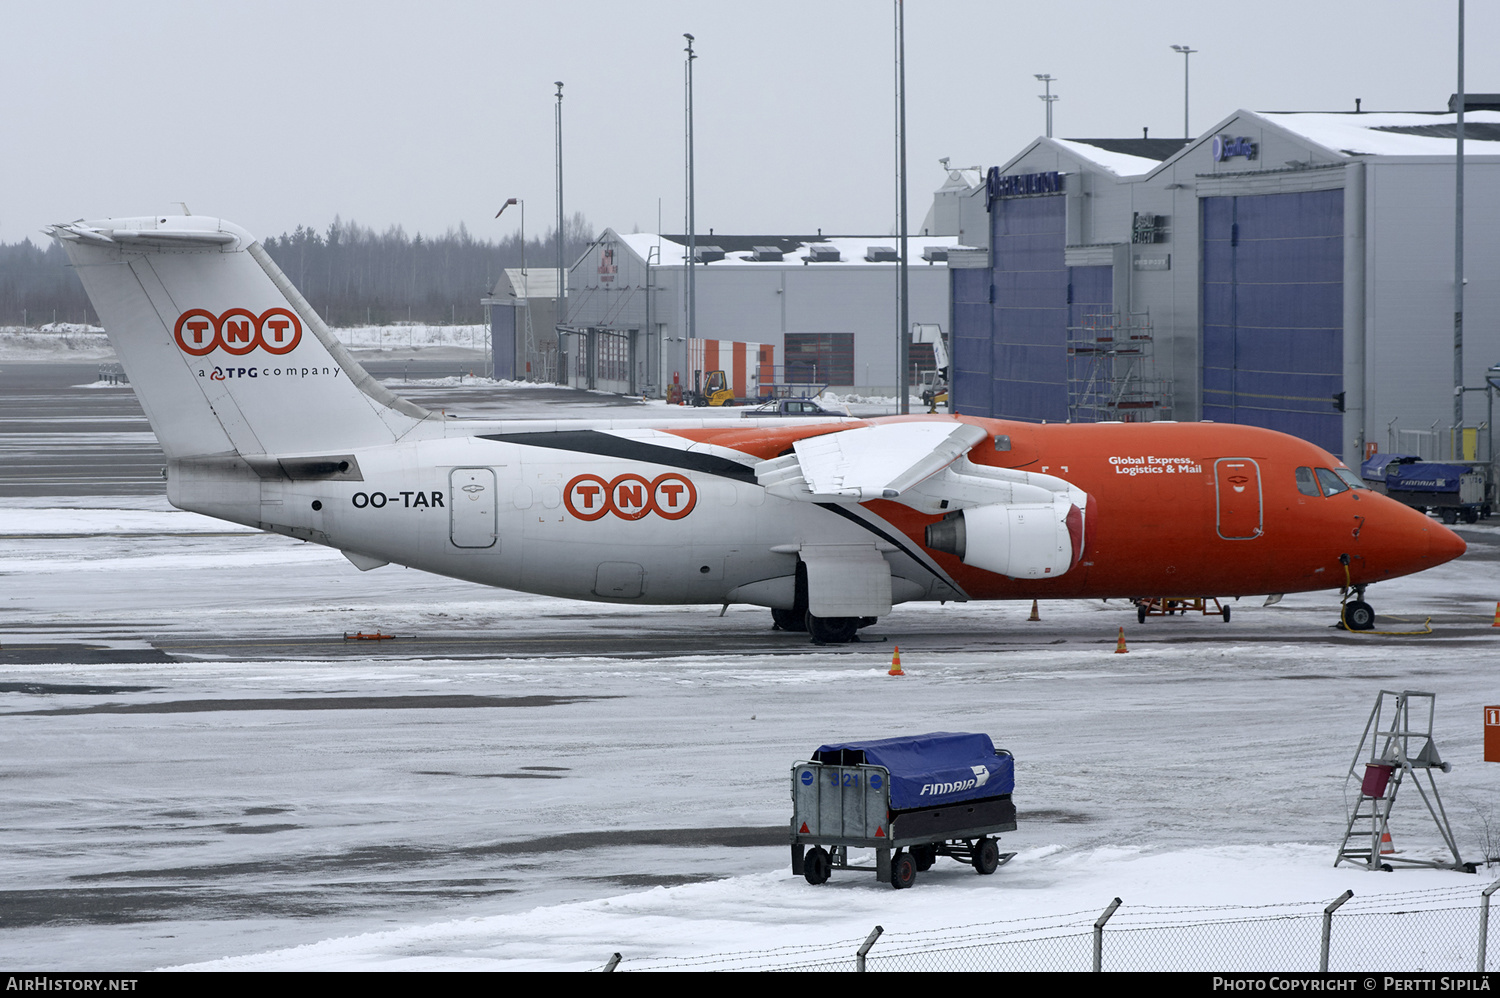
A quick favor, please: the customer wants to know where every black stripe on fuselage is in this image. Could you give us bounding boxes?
[478,430,758,482]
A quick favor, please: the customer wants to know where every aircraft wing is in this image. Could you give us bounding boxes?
[755,419,1092,580]
[755,421,987,501]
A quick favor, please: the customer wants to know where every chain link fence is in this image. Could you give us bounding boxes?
[594,878,1500,972]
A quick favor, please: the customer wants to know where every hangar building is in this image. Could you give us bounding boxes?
[952,105,1500,463]
[557,231,958,398]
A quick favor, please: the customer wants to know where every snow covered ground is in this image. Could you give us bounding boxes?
[3,508,1498,971]
[1,371,1498,971]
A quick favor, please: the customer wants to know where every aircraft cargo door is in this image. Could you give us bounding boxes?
[450,468,497,548]
[1214,458,1262,540]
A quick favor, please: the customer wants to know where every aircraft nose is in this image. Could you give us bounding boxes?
[1428,519,1467,565]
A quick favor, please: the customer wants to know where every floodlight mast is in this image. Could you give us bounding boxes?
[1171,45,1196,139]
[895,0,909,414]
[684,33,697,344]
[1034,74,1057,138]
[555,82,565,333]
[1454,1,1465,435]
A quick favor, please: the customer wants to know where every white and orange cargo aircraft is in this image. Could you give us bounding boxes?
[50,215,1465,641]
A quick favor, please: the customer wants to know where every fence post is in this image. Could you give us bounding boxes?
[1320,890,1353,972]
[1480,877,1500,972]
[1093,897,1122,972]
[856,925,884,972]
[602,952,621,972]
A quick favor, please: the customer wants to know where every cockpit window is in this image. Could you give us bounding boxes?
[1295,467,1320,497]
[1334,468,1367,490]
[1315,467,1349,496]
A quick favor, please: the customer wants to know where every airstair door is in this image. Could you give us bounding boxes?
[1214,458,1262,539]
[450,468,497,549]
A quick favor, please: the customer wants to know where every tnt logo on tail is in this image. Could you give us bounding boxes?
[174,308,303,356]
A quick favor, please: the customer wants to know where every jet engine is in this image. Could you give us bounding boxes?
[925,498,1084,579]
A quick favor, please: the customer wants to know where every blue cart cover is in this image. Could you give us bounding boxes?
[813,732,1014,810]
[1386,462,1470,493]
[1360,453,1419,482]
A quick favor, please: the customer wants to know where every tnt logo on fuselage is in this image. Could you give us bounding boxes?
[174,308,303,356]
[564,473,697,521]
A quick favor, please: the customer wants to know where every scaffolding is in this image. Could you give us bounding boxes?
[1066,308,1172,423]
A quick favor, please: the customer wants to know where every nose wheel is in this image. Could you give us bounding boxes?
[1341,600,1375,631]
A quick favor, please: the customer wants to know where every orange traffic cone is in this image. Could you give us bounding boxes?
[1114,627,1129,654]
[1492,602,1500,627]
[1379,830,1395,855]
[889,645,905,676]
[1028,600,1040,622]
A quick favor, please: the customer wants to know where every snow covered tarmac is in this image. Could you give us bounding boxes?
[2,365,1498,971]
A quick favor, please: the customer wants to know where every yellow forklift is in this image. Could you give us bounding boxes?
[688,369,737,406]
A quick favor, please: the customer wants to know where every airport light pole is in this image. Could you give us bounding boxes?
[1453,1,1465,438]
[684,33,698,344]
[554,82,565,326]
[896,0,909,414]
[1034,74,1057,138]
[1171,46,1196,139]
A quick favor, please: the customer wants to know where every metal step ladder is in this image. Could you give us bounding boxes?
[1335,690,1470,871]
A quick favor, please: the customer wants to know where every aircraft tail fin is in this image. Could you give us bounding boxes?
[48,214,431,462]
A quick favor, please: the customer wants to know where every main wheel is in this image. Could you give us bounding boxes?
[972,837,1000,875]
[771,607,807,632]
[806,613,859,644]
[803,846,832,885]
[911,844,937,871]
[890,851,917,889]
[1343,600,1375,631]
[1137,604,1148,624]
[1221,605,1232,622]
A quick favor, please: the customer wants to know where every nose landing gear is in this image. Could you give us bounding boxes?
[1340,578,1376,631]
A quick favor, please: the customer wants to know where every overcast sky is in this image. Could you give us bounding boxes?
[2,1,1490,247]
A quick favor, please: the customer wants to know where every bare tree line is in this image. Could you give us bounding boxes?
[0,213,594,328]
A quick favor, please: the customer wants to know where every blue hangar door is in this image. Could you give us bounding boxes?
[1200,189,1343,456]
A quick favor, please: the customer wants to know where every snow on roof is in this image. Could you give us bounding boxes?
[1257,110,1500,157]
[614,232,961,267]
[1050,139,1164,176]
[492,268,561,299]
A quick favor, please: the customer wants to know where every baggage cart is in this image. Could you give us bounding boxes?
[790,732,1017,889]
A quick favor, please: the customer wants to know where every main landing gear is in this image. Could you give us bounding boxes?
[771,609,875,644]
[770,560,878,643]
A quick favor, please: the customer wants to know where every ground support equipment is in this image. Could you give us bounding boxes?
[790,733,1017,890]
[1334,689,1474,872]
[1133,596,1231,623]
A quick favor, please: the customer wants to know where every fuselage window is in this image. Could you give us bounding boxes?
[1315,467,1349,496]
[1295,467,1321,497]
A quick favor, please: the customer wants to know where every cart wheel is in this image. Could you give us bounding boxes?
[972,838,1000,875]
[1441,508,1458,524]
[912,844,936,871]
[804,846,832,885]
[1136,604,1147,624]
[1462,508,1478,524]
[1221,605,1231,623]
[890,851,917,889]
